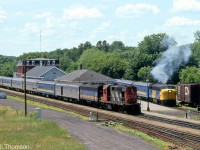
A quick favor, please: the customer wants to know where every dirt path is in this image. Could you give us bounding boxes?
[0,99,157,150]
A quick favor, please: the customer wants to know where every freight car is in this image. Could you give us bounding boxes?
[114,79,176,106]
[177,83,200,106]
[0,76,141,114]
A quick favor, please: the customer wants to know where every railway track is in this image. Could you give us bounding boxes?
[138,114,200,130]
[1,88,200,150]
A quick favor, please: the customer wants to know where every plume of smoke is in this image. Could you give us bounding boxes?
[151,37,191,83]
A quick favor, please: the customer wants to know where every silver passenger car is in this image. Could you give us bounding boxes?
[55,83,80,100]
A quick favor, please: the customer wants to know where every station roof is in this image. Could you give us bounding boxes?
[26,66,66,79]
[55,69,113,84]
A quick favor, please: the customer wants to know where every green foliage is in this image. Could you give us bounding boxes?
[109,41,125,51]
[96,40,109,52]
[78,48,105,72]
[191,42,200,66]
[125,33,170,80]
[78,48,127,78]
[2,32,199,84]
[137,66,154,82]
[179,66,200,83]
[0,55,16,77]
[0,61,16,77]
[137,33,171,55]
[29,111,39,120]
[194,30,200,42]
[100,52,127,78]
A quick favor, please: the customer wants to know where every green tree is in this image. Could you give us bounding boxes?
[191,41,200,66]
[0,61,16,77]
[179,66,200,83]
[96,40,110,52]
[137,33,173,55]
[60,55,73,72]
[137,66,154,82]
[194,30,200,42]
[109,41,125,51]
[78,48,105,72]
[100,52,127,78]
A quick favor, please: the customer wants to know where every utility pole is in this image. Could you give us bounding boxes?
[40,29,41,53]
[146,79,150,111]
[24,59,27,116]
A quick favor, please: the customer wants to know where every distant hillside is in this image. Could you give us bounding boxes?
[0,55,16,63]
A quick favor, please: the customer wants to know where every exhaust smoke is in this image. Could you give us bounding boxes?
[151,37,191,83]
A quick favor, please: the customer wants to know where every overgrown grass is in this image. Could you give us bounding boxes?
[7,95,88,120]
[0,105,87,150]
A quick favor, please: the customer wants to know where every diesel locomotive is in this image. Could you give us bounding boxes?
[114,79,177,106]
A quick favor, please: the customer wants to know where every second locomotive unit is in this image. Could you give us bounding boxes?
[114,79,176,106]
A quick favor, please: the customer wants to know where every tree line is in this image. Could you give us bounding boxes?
[1,32,200,84]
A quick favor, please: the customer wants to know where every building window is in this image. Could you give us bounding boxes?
[32,61,35,65]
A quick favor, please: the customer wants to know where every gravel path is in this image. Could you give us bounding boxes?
[0,99,157,150]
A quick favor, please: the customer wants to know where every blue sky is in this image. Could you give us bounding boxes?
[0,0,200,56]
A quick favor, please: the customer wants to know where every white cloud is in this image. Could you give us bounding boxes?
[14,11,24,17]
[35,12,52,19]
[164,16,200,27]
[63,6,103,19]
[0,7,7,22]
[89,22,111,40]
[115,3,159,18]
[172,0,200,12]
[34,12,61,36]
[20,22,40,37]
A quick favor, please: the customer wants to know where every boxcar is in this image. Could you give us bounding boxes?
[36,81,56,96]
[177,83,200,105]
[55,83,80,100]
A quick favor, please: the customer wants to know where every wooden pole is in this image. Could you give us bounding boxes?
[24,59,27,116]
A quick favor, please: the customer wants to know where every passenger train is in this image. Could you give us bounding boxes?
[0,76,141,114]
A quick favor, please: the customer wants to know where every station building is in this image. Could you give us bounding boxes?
[16,58,60,77]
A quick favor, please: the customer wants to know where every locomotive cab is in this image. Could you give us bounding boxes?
[159,89,176,106]
[149,84,176,106]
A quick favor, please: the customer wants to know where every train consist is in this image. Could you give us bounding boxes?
[0,76,141,114]
[177,83,200,106]
[114,79,177,106]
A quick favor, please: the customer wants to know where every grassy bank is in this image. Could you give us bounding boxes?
[7,95,185,149]
[7,95,88,120]
[0,105,86,150]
